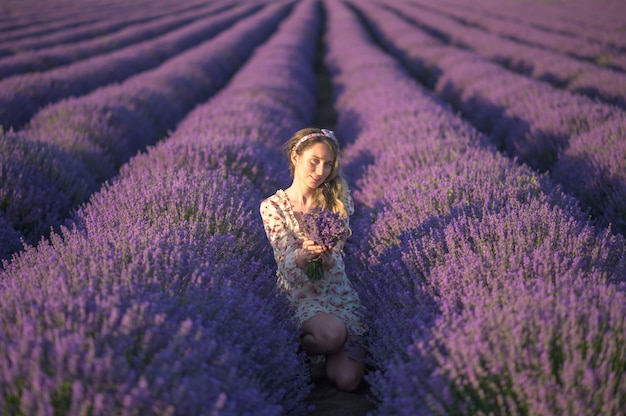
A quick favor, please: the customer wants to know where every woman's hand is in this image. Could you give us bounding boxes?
[320,248,336,270]
[297,240,330,270]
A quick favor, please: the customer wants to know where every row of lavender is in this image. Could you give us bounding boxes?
[391,0,626,110]
[323,0,626,414]
[435,0,626,52]
[0,0,175,38]
[0,2,288,263]
[408,0,626,73]
[0,0,205,56]
[352,0,626,236]
[0,1,258,129]
[0,0,230,79]
[0,0,322,413]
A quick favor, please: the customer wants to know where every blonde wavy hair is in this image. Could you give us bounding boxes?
[284,127,350,216]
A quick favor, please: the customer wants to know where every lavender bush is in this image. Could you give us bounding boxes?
[552,116,626,234]
[1,0,326,413]
[391,198,626,311]
[0,233,301,415]
[0,1,235,80]
[0,131,96,255]
[0,216,23,263]
[351,0,626,238]
[356,155,626,373]
[416,0,626,72]
[323,2,626,415]
[0,3,261,130]
[0,0,186,51]
[0,2,289,263]
[24,1,287,175]
[380,277,626,415]
[3,0,626,413]
[391,0,626,108]
[360,150,587,259]
[0,154,310,415]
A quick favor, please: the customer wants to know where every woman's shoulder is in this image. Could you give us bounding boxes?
[261,189,285,204]
[260,189,286,214]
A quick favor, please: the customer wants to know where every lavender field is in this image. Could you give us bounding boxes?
[1,0,625,414]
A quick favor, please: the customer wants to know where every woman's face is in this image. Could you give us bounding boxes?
[292,142,335,189]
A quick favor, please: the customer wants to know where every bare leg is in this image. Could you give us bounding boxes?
[301,313,365,392]
[326,347,365,392]
[301,312,347,355]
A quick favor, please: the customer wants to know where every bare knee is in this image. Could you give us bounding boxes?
[318,319,347,352]
[335,370,363,392]
[326,352,366,392]
[303,313,348,354]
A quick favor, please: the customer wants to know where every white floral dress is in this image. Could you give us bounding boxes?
[260,189,366,337]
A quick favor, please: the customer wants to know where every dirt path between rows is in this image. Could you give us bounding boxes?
[305,15,378,415]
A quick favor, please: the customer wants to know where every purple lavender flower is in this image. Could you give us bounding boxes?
[300,207,351,248]
[299,207,351,281]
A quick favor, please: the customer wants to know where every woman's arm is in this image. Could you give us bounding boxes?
[260,198,308,285]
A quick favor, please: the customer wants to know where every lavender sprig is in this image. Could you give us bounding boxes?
[300,207,350,281]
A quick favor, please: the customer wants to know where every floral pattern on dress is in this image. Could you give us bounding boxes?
[260,189,366,336]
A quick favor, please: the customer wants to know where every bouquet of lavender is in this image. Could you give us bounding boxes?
[299,207,351,281]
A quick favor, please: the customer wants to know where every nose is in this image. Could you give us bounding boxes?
[316,164,324,176]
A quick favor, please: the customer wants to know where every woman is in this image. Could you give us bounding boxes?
[260,127,366,392]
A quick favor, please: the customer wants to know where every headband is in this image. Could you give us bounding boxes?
[293,128,338,151]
